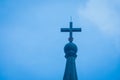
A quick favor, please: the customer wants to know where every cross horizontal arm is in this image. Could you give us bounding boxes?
[61,28,82,32]
[72,28,82,32]
[61,28,70,32]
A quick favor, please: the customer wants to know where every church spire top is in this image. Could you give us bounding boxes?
[60,19,82,80]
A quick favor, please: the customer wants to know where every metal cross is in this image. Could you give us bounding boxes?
[61,21,82,42]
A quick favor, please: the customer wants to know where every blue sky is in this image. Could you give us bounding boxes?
[0,0,120,80]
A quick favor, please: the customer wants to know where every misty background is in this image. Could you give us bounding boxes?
[0,0,120,80]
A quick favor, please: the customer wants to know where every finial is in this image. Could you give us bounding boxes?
[61,18,81,43]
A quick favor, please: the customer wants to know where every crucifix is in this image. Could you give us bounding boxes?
[61,19,82,42]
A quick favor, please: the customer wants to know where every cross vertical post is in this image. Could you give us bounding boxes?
[69,21,73,42]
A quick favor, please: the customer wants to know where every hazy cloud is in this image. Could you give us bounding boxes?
[79,0,120,36]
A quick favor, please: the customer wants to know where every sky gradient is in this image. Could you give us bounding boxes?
[0,0,120,80]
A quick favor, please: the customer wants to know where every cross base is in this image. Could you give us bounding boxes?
[68,37,73,42]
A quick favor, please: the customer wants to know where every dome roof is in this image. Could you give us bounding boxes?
[64,42,78,54]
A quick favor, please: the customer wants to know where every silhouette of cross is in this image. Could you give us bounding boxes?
[61,21,81,42]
